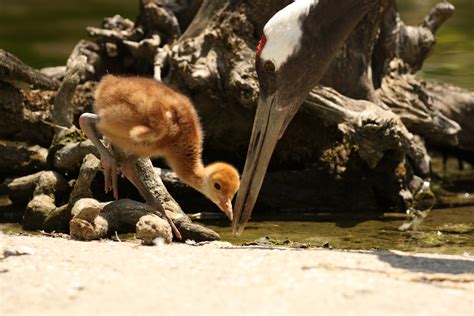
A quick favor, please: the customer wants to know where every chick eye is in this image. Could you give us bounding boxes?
[214,183,221,190]
[264,60,275,72]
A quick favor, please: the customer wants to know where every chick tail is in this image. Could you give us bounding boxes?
[129,125,163,142]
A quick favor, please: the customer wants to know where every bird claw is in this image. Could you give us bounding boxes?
[101,156,119,200]
[149,200,182,240]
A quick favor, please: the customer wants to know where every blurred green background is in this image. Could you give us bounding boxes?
[0,0,472,90]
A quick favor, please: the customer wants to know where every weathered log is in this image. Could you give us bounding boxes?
[0,49,59,90]
[0,170,69,205]
[52,140,98,171]
[136,0,181,41]
[18,154,98,232]
[425,82,474,153]
[372,0,455,86]
[23,195,68,231]
[54,147,221,241]
[52,44,89,127]
[87,16,135,42]
[377,59,461,148]
[109,148,221,241]
[0,141,48,176]
[0,82,55,147]
[68,154,101,206]
[163,0,203,32]
[40,66,66,81]
[307,86,430,175]
[3,170,70,231]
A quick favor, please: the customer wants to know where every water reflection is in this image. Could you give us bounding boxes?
[200,207,473,255]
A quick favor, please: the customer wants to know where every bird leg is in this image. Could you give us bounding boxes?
[79,113,119,199]
[121,156,182,240]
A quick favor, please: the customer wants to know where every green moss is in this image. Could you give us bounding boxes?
[438,224,473,234]
[50,126,87,148]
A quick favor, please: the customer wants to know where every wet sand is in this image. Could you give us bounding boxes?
[1,234,473,316]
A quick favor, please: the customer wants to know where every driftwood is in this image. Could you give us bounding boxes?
[425,82,474,155]
[0,49,59,90]
[20,153,97,231]
[52,56,88,127]
[0,141,48,176]
[373,0,455,81]
[0,170,69,206]
[0,83,55,147]
[377,59,461,147]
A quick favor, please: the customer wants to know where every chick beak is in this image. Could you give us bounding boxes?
[219,200,233,221]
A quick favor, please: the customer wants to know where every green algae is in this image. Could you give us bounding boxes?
[199,207,473,255]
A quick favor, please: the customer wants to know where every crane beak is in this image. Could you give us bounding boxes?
[232,94,300,236]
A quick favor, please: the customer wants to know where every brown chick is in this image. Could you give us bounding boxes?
[79,75,240,240]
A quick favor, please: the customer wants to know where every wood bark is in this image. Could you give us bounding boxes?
[0,49,59,90]
[0,82,56,147]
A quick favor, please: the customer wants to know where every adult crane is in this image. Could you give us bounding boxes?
[232,0,378,235]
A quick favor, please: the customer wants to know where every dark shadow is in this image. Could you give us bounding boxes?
[196,212,404,229]
[377,250,474,275]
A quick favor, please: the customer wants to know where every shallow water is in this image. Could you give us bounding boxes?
[1,207,472,255]
[198,207,473,255]
[0,0,473,90]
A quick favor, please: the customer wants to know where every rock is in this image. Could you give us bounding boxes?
[23,194,57,230]
[69,218,99,241]
[136,214,173,245]
[3,246,35,258]
[71,198,103,221]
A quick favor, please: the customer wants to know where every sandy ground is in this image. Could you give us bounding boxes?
[0,234,473,316]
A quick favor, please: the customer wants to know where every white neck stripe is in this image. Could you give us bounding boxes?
[260,0,319,70]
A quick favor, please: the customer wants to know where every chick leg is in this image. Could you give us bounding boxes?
[121,156,182,240]
[79,113,119,199]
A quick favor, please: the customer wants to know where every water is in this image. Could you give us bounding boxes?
[0,0,473,90]
[201,207,473,255]
[1,207,472,255]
